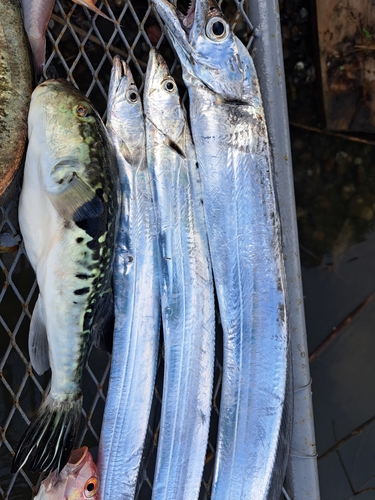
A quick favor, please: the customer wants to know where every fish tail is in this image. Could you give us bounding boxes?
[11,392,82,474]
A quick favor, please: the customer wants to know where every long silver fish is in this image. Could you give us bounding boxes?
[12,79,119,474]
[97,56,160,499]
[144,48,215,500]
[0,0,32,203]
[151,0,292,498]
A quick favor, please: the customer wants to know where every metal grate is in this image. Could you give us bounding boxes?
[0,1,253,498]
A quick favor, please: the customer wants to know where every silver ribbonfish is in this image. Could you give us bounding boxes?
[151,0,292,498]
[97,56,160,499]
[144,48,215,500]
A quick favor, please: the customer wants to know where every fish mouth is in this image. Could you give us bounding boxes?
[108,56,135,106]
[144,47,171,99]
[151,0,192,57]
[151,0,225,61]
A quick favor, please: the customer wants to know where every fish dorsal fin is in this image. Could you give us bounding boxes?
[29,295,50,375]
[92,291,114,353]
[46,161,104,221]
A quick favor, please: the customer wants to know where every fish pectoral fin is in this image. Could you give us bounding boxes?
[119,140,134,165]
[164,135,186,159]
[29,295,50,375]
[92,291,114,353]
[46,173,104,221]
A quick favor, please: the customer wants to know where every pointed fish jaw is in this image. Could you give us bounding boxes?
[108,57,135,111]
[144,47,170,101]
[144,49,185,142]
[107,55,123,108]
[152,0,244,100]
[151,0,191,60]
[107,57,145,166]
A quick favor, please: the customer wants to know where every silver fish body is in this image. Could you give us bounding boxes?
[97,56,160,499]
[13,79,119,475]
[0,0,32,203]
[151,0,292,498]
[144,49,215,500]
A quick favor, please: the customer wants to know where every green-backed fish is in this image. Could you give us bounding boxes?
[12,79,119,475]
[0,0,32,203]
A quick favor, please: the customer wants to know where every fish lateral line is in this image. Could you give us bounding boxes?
[145,115,186,158]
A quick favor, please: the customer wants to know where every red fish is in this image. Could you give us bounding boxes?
[34,447,99,499]
[72,0,119,24]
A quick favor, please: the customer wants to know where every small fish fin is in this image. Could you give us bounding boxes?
[11,393,82,474]
[164,135,186,158]
[46,173,104,221]
[72,0,120,24]
[29,295,50,375]
[92,291,114,353]
[119,140,133,165]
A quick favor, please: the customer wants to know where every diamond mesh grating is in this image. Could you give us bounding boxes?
[0,1,253,498]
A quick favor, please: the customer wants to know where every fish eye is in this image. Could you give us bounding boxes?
[206,17,228,40]
[126,90,139,103]
[84,476,98,498]
[76,104,88,117]
[163,79,175,92]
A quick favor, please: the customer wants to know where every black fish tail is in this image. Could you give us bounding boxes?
[11,392,82,474]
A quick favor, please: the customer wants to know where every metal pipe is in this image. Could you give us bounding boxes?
[247,0,320,498]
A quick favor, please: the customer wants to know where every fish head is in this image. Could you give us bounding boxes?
[34,447,99,499]
[107,56,145,165]
[151,0,252,101]
[29,79,106,175]
[144,48,185,143]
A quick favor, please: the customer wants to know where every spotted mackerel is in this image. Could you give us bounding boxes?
[144,49,215,500]
[13,79,119,475]
[97,56,160,499]
[151,0,292,498]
